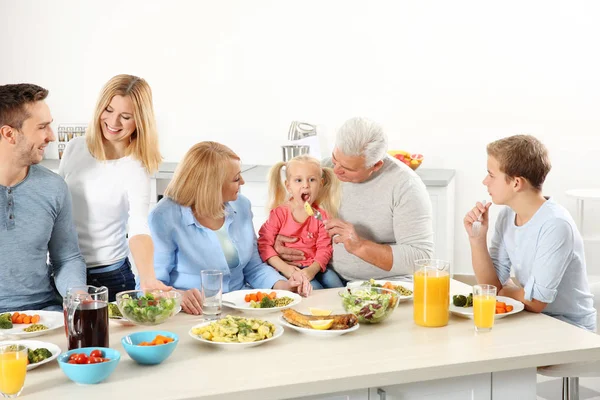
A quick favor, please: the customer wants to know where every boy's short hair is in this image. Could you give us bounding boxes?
[487,135,551,191]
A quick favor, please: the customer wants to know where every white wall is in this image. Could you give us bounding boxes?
[3,0,600,274]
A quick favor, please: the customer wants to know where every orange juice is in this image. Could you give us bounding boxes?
[0,351,27,395]
[413,269,450,327]
[473,295,496,330]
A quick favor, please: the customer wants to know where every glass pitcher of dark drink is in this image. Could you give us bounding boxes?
[64,285,109,350]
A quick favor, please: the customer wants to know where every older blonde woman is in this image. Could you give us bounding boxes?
[59,74,169,301]
[149,141,311,315]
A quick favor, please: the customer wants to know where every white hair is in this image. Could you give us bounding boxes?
[335,117,388,168]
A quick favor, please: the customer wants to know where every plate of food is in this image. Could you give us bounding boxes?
[221,290,301,313]
[450,294,524,319]
[0,311,64,338]
[188,315,283,349]
[278,309,359,337]
[346,279,414,302]
[0,340,61,370]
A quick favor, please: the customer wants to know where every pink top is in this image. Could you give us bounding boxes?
[258,205,332,272]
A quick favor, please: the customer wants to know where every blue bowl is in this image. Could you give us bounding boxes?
[58,347,120,385]
[121,331,178,365]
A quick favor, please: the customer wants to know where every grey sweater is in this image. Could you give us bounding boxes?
[0,164,86,312]
[323,156,434,281]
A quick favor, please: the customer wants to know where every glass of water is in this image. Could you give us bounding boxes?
[201,270,223,319]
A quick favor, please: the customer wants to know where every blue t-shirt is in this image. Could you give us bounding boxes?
[0,164,86,312]
[490,198,596,331]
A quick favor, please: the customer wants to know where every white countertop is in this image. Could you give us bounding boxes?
[20,280,600,399]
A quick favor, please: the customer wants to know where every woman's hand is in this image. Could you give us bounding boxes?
[463,201,492,240]
[180,288,203,315]
[140,277,173,292]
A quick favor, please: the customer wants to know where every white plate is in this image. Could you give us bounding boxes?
[221,290,301,313]
[278,316,359,337]
[0,310,64,338]
[450,295,525,319]
[0,339,61,370]
[346,280,414,302]
[188,320,284,349]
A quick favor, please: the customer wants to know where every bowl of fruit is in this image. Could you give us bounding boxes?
[388,150,424,170]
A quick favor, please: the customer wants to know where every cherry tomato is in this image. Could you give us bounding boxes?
[75,353,88,364]
[68,360,78,364]
[69,353,79,362]
[87,357,103,364]
[89,350,103,358]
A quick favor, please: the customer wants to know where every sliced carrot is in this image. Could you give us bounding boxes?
[496,301,507,308]
[16,315,24,324]
[11,313,19,323]
[249,293,257,302]
[268,292,276,300]
[31,315,40,323]
[245,294,251,302]
[496,308,506,314]
[257,292,264,301]
[23,316,32,324]
[506,305,514,312]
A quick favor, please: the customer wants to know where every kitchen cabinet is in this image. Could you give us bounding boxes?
[292,390,369,400]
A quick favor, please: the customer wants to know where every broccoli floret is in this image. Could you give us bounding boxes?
[259,296,276,308]
[465,293,473,307]
[28,348,52,364]
[452,295,467,307]
[0,318,12,329]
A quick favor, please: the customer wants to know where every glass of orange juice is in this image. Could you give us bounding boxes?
[473,284,497,332]
[413,259,451,327]
[0,344,28,398]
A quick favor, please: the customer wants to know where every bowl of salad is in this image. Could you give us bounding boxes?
[115,290,181,326]
[339,286,399,324]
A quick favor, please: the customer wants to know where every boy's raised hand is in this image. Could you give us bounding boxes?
[464,201,492,238]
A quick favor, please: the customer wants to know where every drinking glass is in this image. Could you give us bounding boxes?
[201,270,223,319]
[473,284,497,332]
[413,259,451,327]
[0,344,27,398]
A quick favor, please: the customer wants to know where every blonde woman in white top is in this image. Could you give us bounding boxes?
[59,74,170,300]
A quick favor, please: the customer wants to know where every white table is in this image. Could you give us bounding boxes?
[18,280,600,399]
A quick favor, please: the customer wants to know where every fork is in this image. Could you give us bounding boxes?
[311,207,324,222]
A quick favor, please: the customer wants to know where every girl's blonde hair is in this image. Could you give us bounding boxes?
[164,141,240,219]
[267,155,340,217]
[86,74,162,173]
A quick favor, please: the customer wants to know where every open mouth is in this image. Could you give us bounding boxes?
[301,192,310,202]
[105,123,123,134]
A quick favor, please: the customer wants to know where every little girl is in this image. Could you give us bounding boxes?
[258,155,344,289]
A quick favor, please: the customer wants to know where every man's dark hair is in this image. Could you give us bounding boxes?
[0,83,49,130]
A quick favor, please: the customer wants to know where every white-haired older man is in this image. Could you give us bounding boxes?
[275,117,434,282]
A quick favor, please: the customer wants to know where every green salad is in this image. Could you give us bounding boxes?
[340,287,397,323]
[118,293,176,324]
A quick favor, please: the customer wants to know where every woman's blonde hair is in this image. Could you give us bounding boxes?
[164,141,240,219]
[86,74,162,173]
[267,155,340,217]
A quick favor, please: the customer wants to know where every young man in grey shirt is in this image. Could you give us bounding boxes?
[0,83,86,312]
[276,117,434,282]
